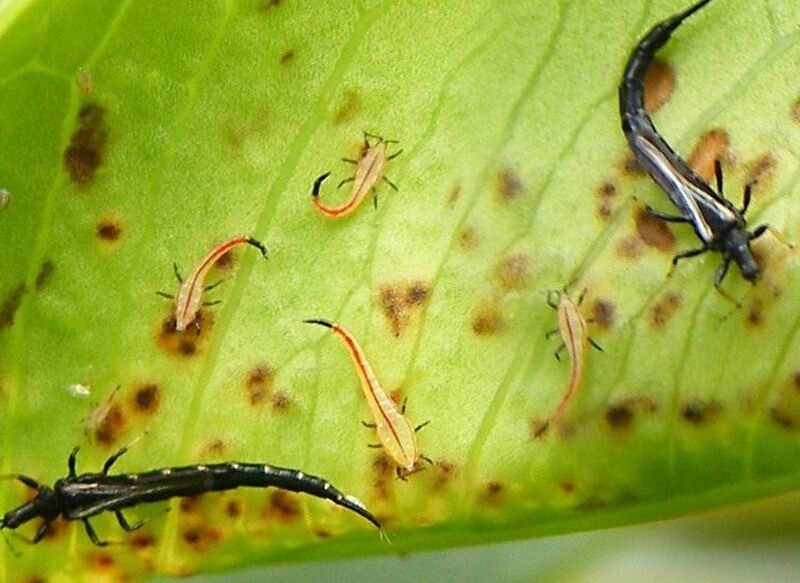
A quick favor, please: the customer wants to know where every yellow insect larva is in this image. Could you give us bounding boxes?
[304,318,423,476]
[311,132,401,219]
[544,289,602,428]
[160,236,268,332]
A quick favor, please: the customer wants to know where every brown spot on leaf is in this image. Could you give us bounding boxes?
[591,299,615,329]
[635,207,676,251]
[279,49,295,64]
[496,169,524,202]
[333,89,361,125]
[132,384,160,415]
[616,235,643,259]
[687,129,730,183]
[203,439,226,457]
[0,284,27,329]
[446,183,462,208]
[528,417,549,440]
[35,261,54,290]
[157,312,213,357]
[643,59,674,114]
[63,102,108,186]
[180,496,201,514]
[89,552,115,570]
[496,253,531,291]
[472,303,504,336]
[225,499,243,519]
[792,98,800,123]
[264,490,300,523]
[22,577,46,583]
[431,459,456,490]
[96,219,122,241]
[245,364,273,405]
[379,281,430,337]
[76,67,92,95]
[746,153,777,186]
[606,403,633,429]
[650,292,681,328]
[480,481,504,505]
[770,407,796,430]
[606,397,658,431]
[793,371,800,393]
[92,404,125,448]
[622,155,645,176]
[182,525,222,552]
[259,0,281,9]
[746,300,763,328]
[596,181,618,220]
[130,531,156,549]
[681,399,722,425]
[271,391,291,411]
[458,225,478,251]
[313,527,332,538]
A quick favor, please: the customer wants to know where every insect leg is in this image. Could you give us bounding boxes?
[204,280,223,293]
[32,520,52,544]
[172,262,183,283]
[68,447,80,477]
[382,176,399,191]
[387,149,403,161]
[202,300,222,307]
[155,291,174,300]
[82,518,109,547]
[337,176,355,189]
[670,244,710,268]
[713,257,732,288]
[361,420,377,429]
[114,510,143,532]
[0,473,42,491]
[589,337,604,352]
[102,446,129,475]
[414,420,430,433]
[714,159,724,195]
[546,290,560,310]
[646,205,689,223]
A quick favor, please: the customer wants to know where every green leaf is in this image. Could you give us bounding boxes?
[1,0,799,581]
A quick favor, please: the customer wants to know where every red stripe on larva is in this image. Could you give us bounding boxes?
[313,320,417,470]
[173,236,267,331]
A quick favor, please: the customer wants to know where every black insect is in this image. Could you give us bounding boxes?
[0,447,380,546]
[619,0,767,288]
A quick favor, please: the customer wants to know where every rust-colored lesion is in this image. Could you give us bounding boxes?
[471,302,504,336]
[590,298,616,330]
[35,260,55,290]
[635,207,676,252]
[596,180,618,220]
[605,396,658,432]
[63,102,108,186]
[0,283,27,329]
[131,383,161,415]
[333,89,362,125]
[245,363,274,406]
[379,281,430,337]
[687,129,730,183]
[261,490,301,523]
[181,524,223,553]
[495,253,532,292]
[496,168,524,203]
[649,291,682,329]
[96,218,123,242]
[643,58,674,114]
[157,311,215,357]
[681,398,722,425]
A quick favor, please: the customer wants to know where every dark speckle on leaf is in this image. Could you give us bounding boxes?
[63,102,108,186]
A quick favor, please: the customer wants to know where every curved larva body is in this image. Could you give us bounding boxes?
[305,319,418,473]
[552,292,588,420]
[172,236,268,331]
[312,134,400,219]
